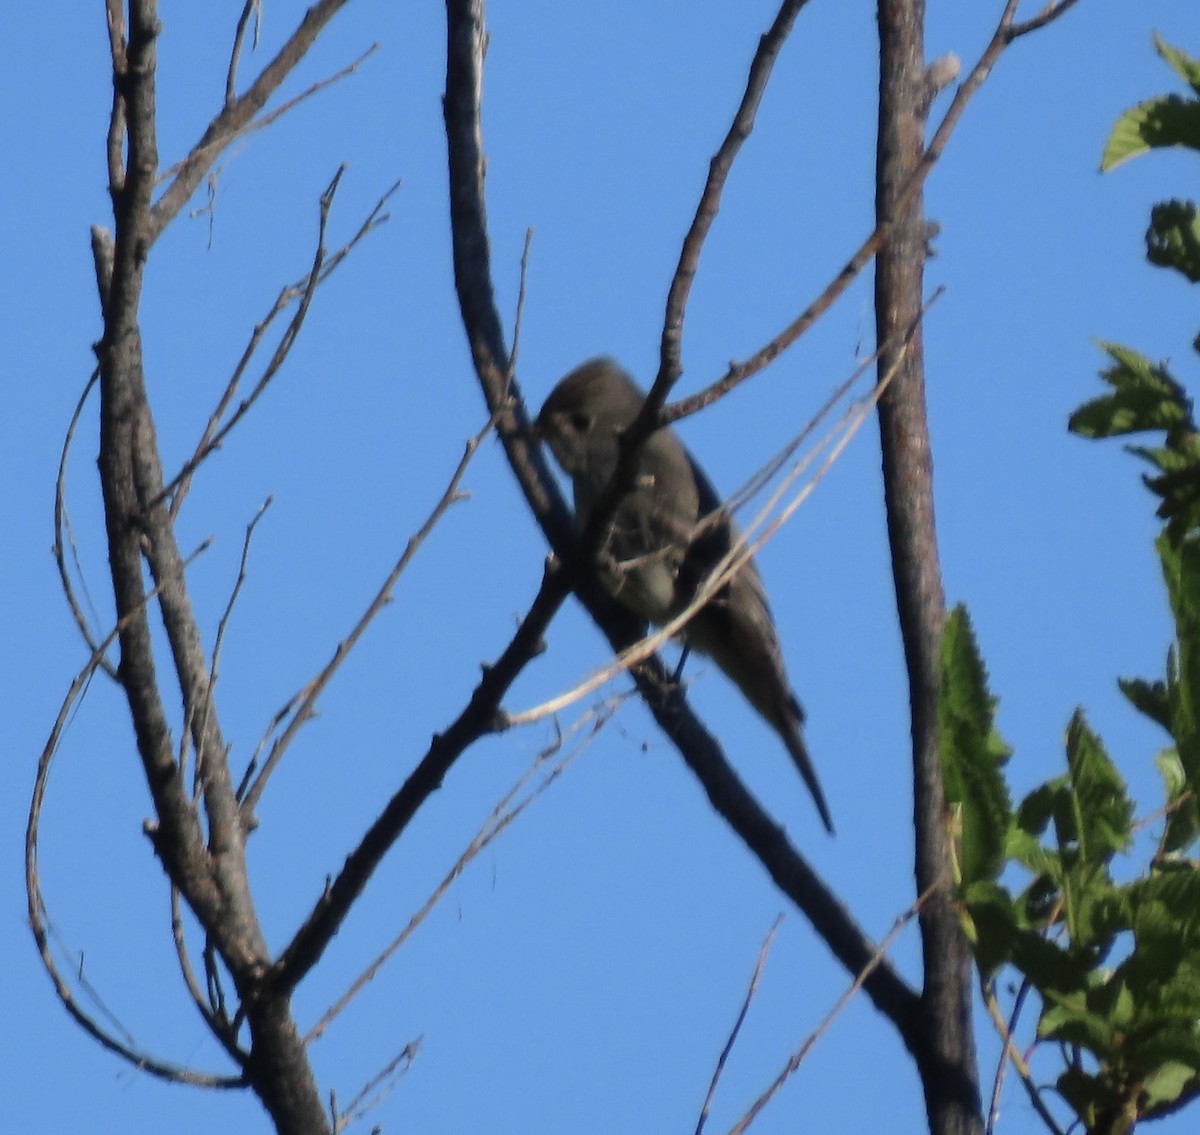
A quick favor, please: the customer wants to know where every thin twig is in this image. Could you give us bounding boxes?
[159,43,378,194]
[334,1041,420,1133]
[26,544,236,1086]
[1009,0,1081,40]
[53,368,117,679]
[238,415,497,818]
[507,227,535,382]
[727,881,944,1134]
[695,915,784,1135]
[169,884,249,1065]
[656,0,811,402]
[192,498,272,795]
[166,175,399,516]
[983,977,1066,1135]
[305,700,617,1044]
[225,0,263,105]
[663,0,1084,426]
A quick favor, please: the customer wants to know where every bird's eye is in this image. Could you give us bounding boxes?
[569,411,592,432]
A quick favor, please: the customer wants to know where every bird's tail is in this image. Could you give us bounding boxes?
[781,718,835,835]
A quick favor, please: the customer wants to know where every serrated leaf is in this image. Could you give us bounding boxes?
[1155,33,1200,98]
[1147,199,1200,283]
[939,606,1012,885]
[1101,93,1200,171]
[1065,710,1135,862]
[1016,778,1064,839]
[1160,535,1200,791]
[1120,675,1171,731]
[962,879,1019,977]
[1068,343,1190,439]
[1039,1002,1118,1058]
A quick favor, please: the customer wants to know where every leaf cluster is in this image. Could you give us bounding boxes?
[940,37,1200,1135]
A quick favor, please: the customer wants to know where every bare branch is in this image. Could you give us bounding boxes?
[656,0,811,402]
[165,173,399,516]
[305,702,614,1043]
[225,0,264,105]
[1009,0,1082,40]
[238,416,495,819]
[694,915,783,1135]
[146,0,359,244]
[664,0,1081,426]
[728,882,942,1134]
[333,1041,420,1133]
[53,368,118,679]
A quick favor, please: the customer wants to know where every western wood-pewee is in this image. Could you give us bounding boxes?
[535,357,833,833]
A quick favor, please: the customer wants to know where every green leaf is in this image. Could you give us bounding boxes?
[1156,33,1200,98]
[939,605,1012,885]
[1068,343,1190,439]
[1147,200,1200,283]
[1160,535,1200,794]
[1101,93,1200,170]
[1157,748,1200,853]
[961,880,1018,978]
[1142,1061,1198,1110]
[1039,1001,1118,1059]
[1120,675,1171,731]
[1064,710,1135,863]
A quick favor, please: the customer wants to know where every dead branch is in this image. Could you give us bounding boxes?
[237,415,495,820]
[694,916,783,1135]
[728,882,942,1134]
[305,700,616,1043]
[147,0,360,244]
[656,0,812,403]
[663,0,1085,426]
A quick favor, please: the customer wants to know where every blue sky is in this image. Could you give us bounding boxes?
[6,2,1200,1133]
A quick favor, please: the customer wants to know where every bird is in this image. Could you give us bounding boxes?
[534,357,833,833]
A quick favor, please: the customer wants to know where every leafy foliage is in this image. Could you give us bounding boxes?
[943,36,1200,1135]
[1101,36,1200,293]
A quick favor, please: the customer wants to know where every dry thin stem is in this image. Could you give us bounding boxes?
[656,0,810,401]
[333,1041,420,1133]
[53,368,117,679]
[727,881,944,1135]
[170,884,249,1065]
[238,416,497,818]
[163,167,392,516]
[225,0,264,105]
[146,0,363,243]
[27,546,238,1087]
[1009,0,1081,40]
[982,978,1066,1135]
[695,916,784,1135]
[191,497,272,794]
[663,0,1084,426]
[507,227,535,380]
[159,43,378,196]
[305,700,617,1044]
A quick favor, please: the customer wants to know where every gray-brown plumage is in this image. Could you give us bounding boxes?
[535,357,833,833]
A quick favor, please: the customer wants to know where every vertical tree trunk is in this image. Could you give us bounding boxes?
[874,2,983,1132]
